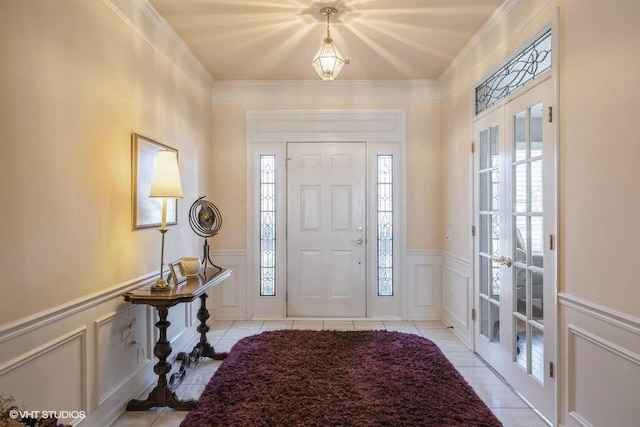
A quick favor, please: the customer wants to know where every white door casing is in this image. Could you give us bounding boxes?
[473,78,556,421]
[286,142,367,317]
[247,110,406,320]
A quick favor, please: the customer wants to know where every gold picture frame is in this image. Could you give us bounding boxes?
[168,260,187,285]
[131,133,179,229]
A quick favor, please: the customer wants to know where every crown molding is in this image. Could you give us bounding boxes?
[103,0,214,99]
[438,0,520,86]
[213,80,440,105]
[438,0,553,99]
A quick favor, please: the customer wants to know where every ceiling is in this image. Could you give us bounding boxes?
[149,0,505,81]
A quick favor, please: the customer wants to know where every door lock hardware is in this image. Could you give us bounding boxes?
[491,255,513,267]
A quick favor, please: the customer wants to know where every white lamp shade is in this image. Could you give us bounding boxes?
[312,38,345,81]
[149,150,183,198]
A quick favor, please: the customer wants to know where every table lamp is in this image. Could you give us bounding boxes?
[149,150,183,292]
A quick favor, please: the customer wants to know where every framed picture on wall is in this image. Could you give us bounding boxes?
[131,133,179,229]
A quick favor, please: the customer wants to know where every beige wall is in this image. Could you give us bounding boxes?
[211,101,441,252]
[559,0,640,313]
[0,0,212,325]
[440,0,640,317]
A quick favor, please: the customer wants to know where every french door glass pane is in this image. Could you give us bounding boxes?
[516,216,528,262]
[480,172,490,211]
[531,160,543,212]
[515,317,528,369]
[515,266,527,316]
[515,163,527,212]
[481,298,489,338]
[491,302,500,343]
[491,214,500,257]
[531,216,544,258]
[532,325,544,382]
[491,258,500,301]
[480,255,490,295]
[532,268,544,323]
[490,126,499,167]
[530,102,544,157]
[514,110,527,161]
[480,214,489,254]
[480,130,489,170]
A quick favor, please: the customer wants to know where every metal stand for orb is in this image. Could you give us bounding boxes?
[201,237,222,272]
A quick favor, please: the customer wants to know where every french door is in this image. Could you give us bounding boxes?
[473,78,555,421]
[286,142,367,317]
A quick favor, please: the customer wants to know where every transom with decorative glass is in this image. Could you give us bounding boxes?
[377,155,393,296]
[259,155,276,296]
[476,30,551,115]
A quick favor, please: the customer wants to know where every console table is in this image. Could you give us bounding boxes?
[123,267,231,411]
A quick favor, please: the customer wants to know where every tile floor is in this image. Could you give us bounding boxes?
[112,320,550,427]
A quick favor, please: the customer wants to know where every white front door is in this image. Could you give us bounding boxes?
[286,142,367,317]
[474,78,556,421]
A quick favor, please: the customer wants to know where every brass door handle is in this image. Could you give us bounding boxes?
[491,255,513,268]
[353,238,364,245]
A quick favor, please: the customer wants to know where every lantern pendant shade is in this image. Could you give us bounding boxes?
[149,150,183,199]
[312,37,345,81]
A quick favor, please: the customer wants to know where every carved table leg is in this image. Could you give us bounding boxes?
[170,293,228,388]
[127,306,197,411]
[195,293,227,360]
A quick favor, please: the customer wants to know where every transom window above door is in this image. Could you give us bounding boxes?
[475,30,551,114]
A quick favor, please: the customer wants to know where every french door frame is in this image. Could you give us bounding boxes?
[472,75,558,423]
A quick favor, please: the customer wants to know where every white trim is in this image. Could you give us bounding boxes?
[0,273,156,344]
[559,293,640,336]
[213,80,440,105]
[0,326,86,377]
[103,0,214,98]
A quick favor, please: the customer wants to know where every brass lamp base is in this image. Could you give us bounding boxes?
[150,277,171,293]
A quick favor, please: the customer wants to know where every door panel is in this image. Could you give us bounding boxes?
[474,107,506,367]
[474,79,555,421]
[504,80,555,418]
[287,142,366,317]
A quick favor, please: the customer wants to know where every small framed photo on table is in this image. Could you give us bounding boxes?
[168,261,187,285]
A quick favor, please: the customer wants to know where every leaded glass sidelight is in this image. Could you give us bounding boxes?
[476,30,551,114]
[260,155,276,296]
[377,155,393,296]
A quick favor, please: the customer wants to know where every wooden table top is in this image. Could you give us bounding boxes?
[123,267,231,307]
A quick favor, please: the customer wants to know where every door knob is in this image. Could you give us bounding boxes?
[491,255,512,267]
[353,238,364,245]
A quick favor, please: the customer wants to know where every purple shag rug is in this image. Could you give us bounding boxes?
[181,330,502,427]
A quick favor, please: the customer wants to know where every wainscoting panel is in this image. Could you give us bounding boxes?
[0,273,205,426]
[441,253,472,348]
[209,251,247,320]
[94,306,150,407]
[0,327,87,423]
[559,293,640,427]
[406,251,441,320]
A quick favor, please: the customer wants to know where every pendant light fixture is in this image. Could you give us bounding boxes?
[312,7,345,81]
